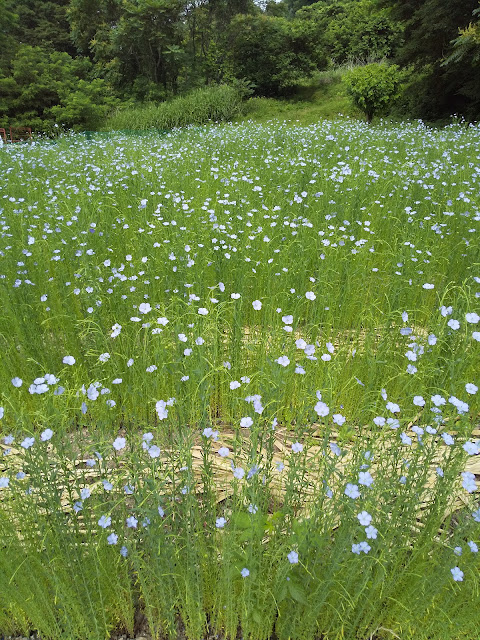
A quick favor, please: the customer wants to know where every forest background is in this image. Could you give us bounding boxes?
[0,0,480,133]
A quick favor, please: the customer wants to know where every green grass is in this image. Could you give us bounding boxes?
[0,118,479,639]
[241,69,361,124]
[102,84,245,132]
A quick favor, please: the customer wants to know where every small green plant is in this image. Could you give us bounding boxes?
[343,62,403,123]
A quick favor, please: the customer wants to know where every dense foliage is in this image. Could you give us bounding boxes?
[0,1,479,130]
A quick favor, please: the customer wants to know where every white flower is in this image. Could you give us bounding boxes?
[218,447,230,457]
[156,400,168,420]
[386,402,400,413]
[468,541,478,553]
[333,414,346,426]
[466,312,479,324]
[178,333,187,342]
[295,366,306,374]
[107,533,118,545]
[442,432,454,446]
[357,511,372,526]
[291,442,303,453]
[463,441,480,455]
[447,319,460,330]
[40,429,53,442]
[345,483,360,499]
[11,377,23,387]
[148,445,161,458]
[451,567,464,582]
[113,437,126,451]
[373,416,385,426]
[216,517,226,528]
[365,525,378,539]
[230,380,241,390]
[63,355,75,365]
[462,471,477,493]
[240,416,253,428]
[146,364,157,372]
[87,385,99,401]
[126,516,138,529]
[282,315,293,325]
[21,437,35,449]
[157,317,169,326]
[98,515,111,529]
[198,307,208,315]
[287,550,299,564]
[231,293,240,299]
[314,401,329,417]
[465,383,478,395]
[358,471,374,487]
[252,300,262,310]
[103,480,113,491]
[111,323,122,338]
[139,302,151,314]
[276,356,290,367]
[80,487,90,500]
[99,352,110,363]
[413,396,425,406]
[233,467,245,479]
[127,358,134,367]
[0,477,10,489]
[241,568,250,578]
[330,442,342,456]
[431,394,446,406]
[422,283,434,289]
[305,291,316,300]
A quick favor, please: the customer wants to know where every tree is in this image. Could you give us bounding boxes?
[375,0,479,119]
[296,0,402,64]
[9,0,76,55]
[343,62,403,123]
[227,13,326,96]
[0,45,118,132]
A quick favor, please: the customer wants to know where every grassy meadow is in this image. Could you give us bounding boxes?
[0,118,479,640]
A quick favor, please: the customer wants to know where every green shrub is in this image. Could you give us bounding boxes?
[343,62,403,123]
[0,45,118,134]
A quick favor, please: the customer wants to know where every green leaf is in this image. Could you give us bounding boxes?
[287,580,308,605]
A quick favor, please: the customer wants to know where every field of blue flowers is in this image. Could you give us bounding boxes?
[0,119,479,640]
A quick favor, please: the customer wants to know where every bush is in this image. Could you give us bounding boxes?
[0,45,118,134]
[343,62,403,123]
[103,84,246,131]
